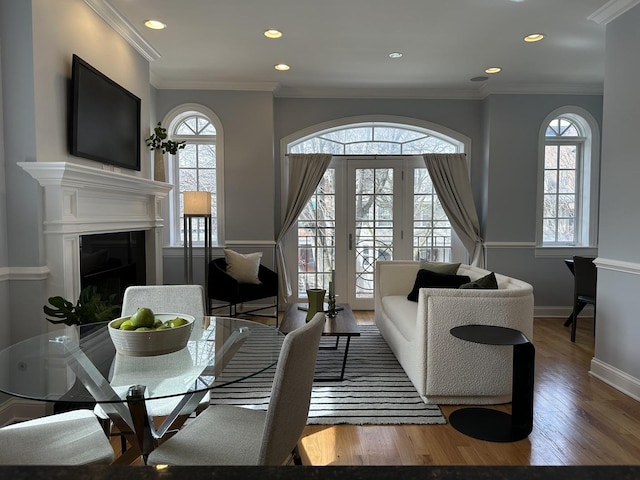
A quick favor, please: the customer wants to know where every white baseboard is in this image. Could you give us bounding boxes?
[590,358,640,402]
[0,398,48,427]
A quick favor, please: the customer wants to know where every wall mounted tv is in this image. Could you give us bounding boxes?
[70,54,141,171]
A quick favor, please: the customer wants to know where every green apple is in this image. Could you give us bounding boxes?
[130,307,155,328]
[166,317,189,328]
[119,319,136,330]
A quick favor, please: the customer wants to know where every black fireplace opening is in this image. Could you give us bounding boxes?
[80,230,146,307]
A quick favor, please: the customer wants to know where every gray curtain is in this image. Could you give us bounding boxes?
[423,153,485,268]
[276,153,333,299]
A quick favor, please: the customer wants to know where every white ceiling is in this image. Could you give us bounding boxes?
[96,0,628,98]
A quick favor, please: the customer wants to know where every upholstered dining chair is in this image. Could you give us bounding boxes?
[96,284,210,450]
[0,409,114,465]
[208,257,279,325]
[570,256,597,342]
[147,312,325,466]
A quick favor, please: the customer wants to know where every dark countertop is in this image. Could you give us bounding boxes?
[0,465,638,480]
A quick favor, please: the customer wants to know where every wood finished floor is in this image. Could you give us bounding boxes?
[115,313,640,466]
[298,313,640,466]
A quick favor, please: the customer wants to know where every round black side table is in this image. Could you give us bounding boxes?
[449,324,535,442]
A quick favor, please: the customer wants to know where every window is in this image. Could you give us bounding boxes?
[286,120,467,307]
[537,109,599,251]
[165,105,223,246]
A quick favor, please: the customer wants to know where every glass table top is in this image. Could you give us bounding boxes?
[0,317,284,405]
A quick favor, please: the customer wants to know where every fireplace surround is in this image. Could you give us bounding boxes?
[19,162,172,320]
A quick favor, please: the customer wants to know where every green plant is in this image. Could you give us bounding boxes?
[145,122,186,155]
[43,286,121,326]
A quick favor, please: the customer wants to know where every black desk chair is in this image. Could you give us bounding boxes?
[570,256,597,342]
[208,257,279,325]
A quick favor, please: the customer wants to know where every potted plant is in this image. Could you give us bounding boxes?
[145,122,186,182]
[43,285,120,327]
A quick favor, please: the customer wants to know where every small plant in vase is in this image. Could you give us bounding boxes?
[145,122,186,182]
[43,285,120,327]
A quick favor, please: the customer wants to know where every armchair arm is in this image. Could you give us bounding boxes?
[208,259,240,302]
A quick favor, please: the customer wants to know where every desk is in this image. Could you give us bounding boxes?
[0,317,283,463]
[449,325,535,442]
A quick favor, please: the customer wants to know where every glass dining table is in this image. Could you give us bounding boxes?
[0,317,284,464]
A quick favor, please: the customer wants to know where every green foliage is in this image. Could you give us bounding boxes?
[43,286,121,326]
[145,122,186,155]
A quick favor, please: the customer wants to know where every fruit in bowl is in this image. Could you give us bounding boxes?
[108,309,195,356]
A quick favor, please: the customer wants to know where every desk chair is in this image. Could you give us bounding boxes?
[570,256,597,342]
[147,312,325,466]
[0,410,114,465]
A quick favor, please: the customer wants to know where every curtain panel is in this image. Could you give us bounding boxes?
[275,153,333,299]
[423,153,485,268]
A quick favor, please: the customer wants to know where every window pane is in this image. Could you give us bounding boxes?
[543,219,557,242]
[558,170,575,194]
[543,195,557,218]
[323,127,372,143]
[558,195,575,218]
[180,169,197,191]
[559,145,576,169]
[545,146,558,169]
[544,171,558,194]
[179,145,197,168]
[345,142,401,155]
[403,136,456,154]
[374,127,424,142]
[557,219,574,242]
[198,170,216,191]
[199,144,216,168]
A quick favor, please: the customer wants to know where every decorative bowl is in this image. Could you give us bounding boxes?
[108,313,195,357]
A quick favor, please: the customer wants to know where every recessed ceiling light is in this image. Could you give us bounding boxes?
[144,20,166,30]
[274,64,290,71]
[524,33,544,43]
[389,52,403,59]
[264,29,283,39]
[485,67,502,74]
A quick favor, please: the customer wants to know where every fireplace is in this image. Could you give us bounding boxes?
[19,161,172,318]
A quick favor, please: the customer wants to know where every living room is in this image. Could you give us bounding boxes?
[0,0,639,475]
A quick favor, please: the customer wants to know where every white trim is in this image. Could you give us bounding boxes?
[594,257,640,275]
[589,0,640,24]
[484,242,537,249]
[0,398,48,427]
[590,358,640,402]
[0,266,50,282]
[82,0,161,62]
[225,240,277,247]
[535,246,598,258]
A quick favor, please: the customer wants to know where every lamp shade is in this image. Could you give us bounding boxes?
[183,191,212,215]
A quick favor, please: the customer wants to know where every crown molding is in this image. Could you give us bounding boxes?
[83,0,161,61]
[589,0,640,24]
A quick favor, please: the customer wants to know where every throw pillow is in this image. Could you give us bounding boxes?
[419,261,461,275]
[407,269,471,302]
[459,272,499,290]
[224,249,262,284]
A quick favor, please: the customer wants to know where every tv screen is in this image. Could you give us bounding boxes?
[70,54,141,171]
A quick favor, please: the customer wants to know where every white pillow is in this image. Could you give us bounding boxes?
[224,249,262,284]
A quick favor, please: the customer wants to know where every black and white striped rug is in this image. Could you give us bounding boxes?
[208,325,446,425]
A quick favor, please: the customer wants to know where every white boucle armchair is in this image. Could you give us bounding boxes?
[374,260,534,405]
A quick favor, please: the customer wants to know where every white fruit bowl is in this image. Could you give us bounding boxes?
[108,313,195,357]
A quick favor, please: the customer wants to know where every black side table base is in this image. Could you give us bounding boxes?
[449,407,530,442]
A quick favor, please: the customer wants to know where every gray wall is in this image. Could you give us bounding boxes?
[594,4,640,383]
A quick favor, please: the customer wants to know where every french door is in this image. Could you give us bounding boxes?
[290,156,460,310]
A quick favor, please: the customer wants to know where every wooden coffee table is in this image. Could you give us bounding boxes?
[280,303,360,381]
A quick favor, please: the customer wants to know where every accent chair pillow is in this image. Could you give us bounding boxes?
[459,272,499,290]
[407,269,471,302]
[419,261,461,275]
[224,249,262,285]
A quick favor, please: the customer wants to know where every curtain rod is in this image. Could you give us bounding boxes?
[284,153,465,157]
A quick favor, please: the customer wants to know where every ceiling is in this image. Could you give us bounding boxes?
[97,0,620,98]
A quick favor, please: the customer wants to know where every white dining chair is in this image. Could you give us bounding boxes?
[96,285,210,450]
[147,312,325,466]
[0,409,114,465]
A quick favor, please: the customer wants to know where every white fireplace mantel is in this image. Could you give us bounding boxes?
[19,161,172,303]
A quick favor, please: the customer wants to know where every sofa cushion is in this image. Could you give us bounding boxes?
[381,295,418,341]
[407,269,471,302]
[419,261,460,275]
[459,272,499,289]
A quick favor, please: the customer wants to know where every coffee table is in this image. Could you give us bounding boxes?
[280,303,360,381]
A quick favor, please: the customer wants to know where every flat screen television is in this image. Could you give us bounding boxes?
[69,54,141,171]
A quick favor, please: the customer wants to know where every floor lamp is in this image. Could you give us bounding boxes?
[183,191,212,292]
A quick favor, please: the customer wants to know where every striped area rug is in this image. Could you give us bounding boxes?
[208,324,446,425]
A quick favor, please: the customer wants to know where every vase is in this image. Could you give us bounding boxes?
[306,288,326,322]
[154,149,166,182]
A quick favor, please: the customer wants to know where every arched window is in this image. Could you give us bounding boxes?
[283,119,468,308]
[164,105,224,246]
[537,108,599,251]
